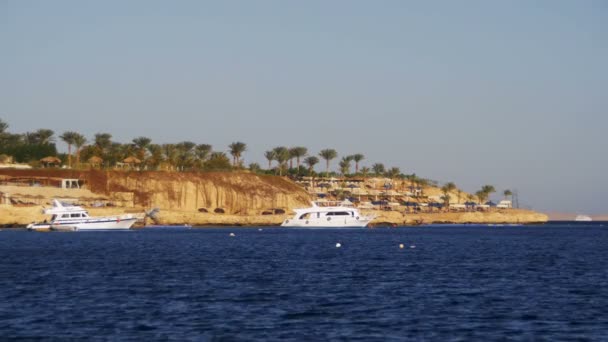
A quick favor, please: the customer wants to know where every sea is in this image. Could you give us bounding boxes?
[0,222,607,341]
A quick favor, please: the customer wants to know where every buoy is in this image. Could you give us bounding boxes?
[229,233,235,237]
[336,243,341,248]
[410,245,416,249]
[258,228,263,231]
[399,243,404,249]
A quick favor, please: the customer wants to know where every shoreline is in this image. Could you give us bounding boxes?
[0,206,548,228]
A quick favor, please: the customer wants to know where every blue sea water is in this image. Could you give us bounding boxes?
[0,223,607,341]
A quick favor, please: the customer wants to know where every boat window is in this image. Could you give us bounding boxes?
[51,215,57,221]
[61,214,70,218]
[71,213,81,218]
[82,213,88,217]
[326,212,351,216]
[316,213,320,218]
[299,213,311,220]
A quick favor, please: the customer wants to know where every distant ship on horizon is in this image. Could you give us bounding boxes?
[574,214,592,222]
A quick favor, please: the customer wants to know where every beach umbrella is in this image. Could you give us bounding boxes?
[88,156,103,164]
[40,156,61,164]
[40,156,61,167]
[123,156,142,164]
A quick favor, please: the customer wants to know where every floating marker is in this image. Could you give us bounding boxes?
[399,244,404,249]
[336,243,342,248]
[410,245,416,249]
[258,228,263,231]
[229,232,235,237]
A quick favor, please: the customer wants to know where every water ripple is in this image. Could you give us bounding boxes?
[0,225,607,340]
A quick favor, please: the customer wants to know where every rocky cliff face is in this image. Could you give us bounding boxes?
[87,170,311,214]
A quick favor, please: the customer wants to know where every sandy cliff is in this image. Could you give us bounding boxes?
[0,169,548,227]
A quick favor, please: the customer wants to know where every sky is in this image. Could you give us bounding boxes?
[1,1,607,214]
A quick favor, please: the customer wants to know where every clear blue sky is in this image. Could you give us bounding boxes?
[1,1,607,214]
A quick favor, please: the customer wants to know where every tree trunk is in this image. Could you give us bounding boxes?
[68,145,72,168]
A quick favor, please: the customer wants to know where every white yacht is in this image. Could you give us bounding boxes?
[26,199,140,231]
[281,200,375,228]
[574,215,592,222]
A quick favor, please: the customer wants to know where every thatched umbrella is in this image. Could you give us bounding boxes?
[40,156,62,167]
[88,156,103,165]
[123,156,141,164]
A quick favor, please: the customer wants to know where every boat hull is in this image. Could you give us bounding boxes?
[28,218,138,231]
[281,218,373,228]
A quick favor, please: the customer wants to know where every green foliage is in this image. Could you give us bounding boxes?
[204,152,232,171]
[318,148,337,176]
[229,141,247,166]
[248,162,261,173]
[360,166,370,177]
[339,157,351,176]
[372,163,385,176]
[386,167,400,179]
[264,150,276,169]
[350,153,364,173]
[272,146,290,176]
[304,156,319,173]
[289,146,308,169]
[0,143,58,163]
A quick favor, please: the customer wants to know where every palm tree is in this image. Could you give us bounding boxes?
[290,146,308,171]
[481,185,496,203]
[176,141,196,170]
[339,157,351,176]
[0,119,7,134]
[386,167,400,179]
[34,129,55,145]
[205,152,232,170]
[503,189,513,200]
[162,144,179,170]
[475,190,487,204]
[273,146,290,176]
[94,133,112,150]
[264,150,276,169]
[318,149,337,177]
[304,156,319,174]
[351,154,364,174]
[228,141,247,167]
[360,166,370,178]
[132,136,151,162]
[249,162,261,173]
[73,133,87,168]
[195,144,212,162]
[372,163,385,176]
[441,182,457,209]
[147,144,164,170]
[60,131,79,168]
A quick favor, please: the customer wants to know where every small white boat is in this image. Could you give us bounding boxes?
[281,200,375,228]
[574,215,592,222]
[26,199,140,231]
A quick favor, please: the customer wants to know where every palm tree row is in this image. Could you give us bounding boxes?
[0,119,508,204]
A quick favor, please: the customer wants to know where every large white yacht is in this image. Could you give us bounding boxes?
[26,199,140,231]
[281,200,375,228]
